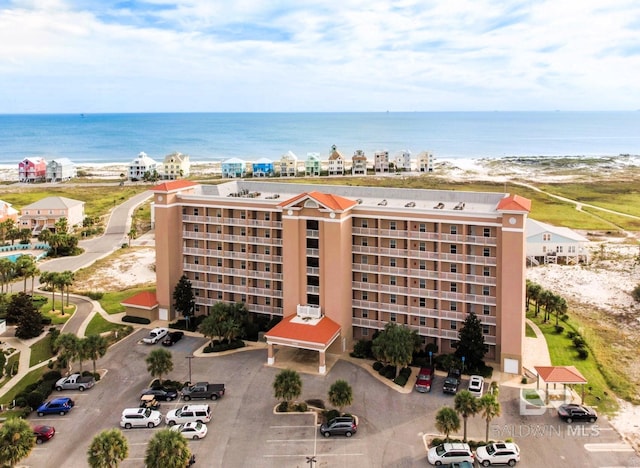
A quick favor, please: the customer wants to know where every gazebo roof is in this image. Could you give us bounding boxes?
[264,314,341,350]
[534,366,587,384]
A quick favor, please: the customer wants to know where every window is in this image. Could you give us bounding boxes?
[265,264,271,272]
[390,294,397,304]
[217,291,223,299]
[483,286,490,296]
[241,262,246,270]
[362,238,368,247]
[483,227,491,237]
[557,246,563,253]
[450,302,458,311]
[240,229,246,236]
[390,313,397,322]
[193,208,199,216]
[419,297,426,307]
[265,281,270,289]
[240,212,246,219]
[419,316,426,326]
[450,321,457,330]
[193,257,199,265]
[362,274,368,283]
[450,283,457,292]
[390,221,397,230]
[193,225,199,233]
[240,277,246,286]
[362,255,368,264]
[217,243,222,251]
[543,233,551,241]
[450,264,458,273]
[483,325,490,335]
[362,328,369,336]
[568,245,576,253]
[419,242,426,252]
[390,239,397,248]
[265,247,270,255]
[390,276,397,286]
[419,260,426,270]
[362,310,368,318]
[450,225,457,235]
[362,292,368,301]
[483,267,491,277]
[450,245,457,254]
[419,223,426,233]
[483,247,490,257]
[419,279,426,289]
[194,273,200,281]
[217,275,223,283]
[265,297,271,305]
[390,258,397,267]
[483,305,490,315]
[265,231,270,238]
[362,220,368,228]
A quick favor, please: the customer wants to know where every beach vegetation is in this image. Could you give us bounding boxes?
[273,369,302,410]
[371,322,420,378]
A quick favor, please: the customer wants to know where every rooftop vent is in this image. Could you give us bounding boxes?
[405,201,416,208]
[453,202,466,210]
[434,202,445,209]
[356,199,363,204]
[378,199,388,206]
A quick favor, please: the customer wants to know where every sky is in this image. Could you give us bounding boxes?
[1,0,639,113]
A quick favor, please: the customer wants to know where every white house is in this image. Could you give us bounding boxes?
[394,150,412,171]
[374,150,390,173]
[327,145,345,176]
[417,151,435,173]
[526,218,590,265]
[129,152,159,181]
[46,158,76,182]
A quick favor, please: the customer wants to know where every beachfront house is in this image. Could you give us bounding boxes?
[0,199,19,224]
[129,152,159,181]
[327,145,345,176]
[305,153,321,177]
[46,158,76,182]
[18,157,47,183]
[161,152,190,180]
[19,196,85,235]
[374,150,390,173]
[276,151,298,177]
[221,158,247,178]
[351,150,368,175]
[252,158,274,177]
[394,150,412,172]
[526,218,590,265]
[417,151,435,172]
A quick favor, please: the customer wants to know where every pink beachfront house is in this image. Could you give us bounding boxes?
[0,199,19,224]
[19,196,85,235]
[18,157,47,183]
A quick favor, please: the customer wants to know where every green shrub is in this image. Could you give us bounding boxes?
[41,317,53,325]
[632,284,640,302]
[305,399,325,409]
[382,365,396,379]
[393,374,409,387]
[352,339,373,359]
[324,409,340,421]
[14,396,28,408]
[277,401,289,412]
[202,339,245,353]
[26,390,45,409]
[566,330,578,339]
[86,291,104,300]
[572,336,585,348]
[372,361,384,371]
[294,402,308,412]
[554,325,564,334]
[122,315,151,324]
[42,370,62,381]
[577,348,589,359]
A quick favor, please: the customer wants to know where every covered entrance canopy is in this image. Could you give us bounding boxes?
[534,365,588,404]
[264,312,341,375]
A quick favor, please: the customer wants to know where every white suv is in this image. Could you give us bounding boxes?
[165,404,212,426]
[475,442,520,466]
[427,442,474,465]
[143,327,169,344]
[468,375,485,397]
[120,407,162,429]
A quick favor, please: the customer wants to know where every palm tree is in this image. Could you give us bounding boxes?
[144,429,191,468]
[145,349,173,385]
[435,407,460,442]
[39,271,56,312]
[554,296,568,326]
[0,257,15,294]
[273,369,302,409]
[539,289,554,322]
[85,334,109,374]
[0,418,36,466]
[454,390,479,442]
[478,393,501,442]
[87,429,129,468]
[55,333,80,374]
[328,379,353,415]
[53,272,68,314]
[60,270,75,307]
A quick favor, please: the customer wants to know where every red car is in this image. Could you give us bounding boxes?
[415,366,435,393]
[33,425,55,444]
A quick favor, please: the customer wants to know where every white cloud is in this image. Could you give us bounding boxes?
[0,0,639,112]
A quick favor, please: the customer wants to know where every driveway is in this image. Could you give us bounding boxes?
[21,329,640,468]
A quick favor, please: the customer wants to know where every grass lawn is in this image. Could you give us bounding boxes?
[0,352,20,390]
[0,366,47,405]
[525,322,536,338]
[29,335,55,367]
[40,300,75,324]
[527,311,622,414]
[85,313,124,336]
[97,287,156,315]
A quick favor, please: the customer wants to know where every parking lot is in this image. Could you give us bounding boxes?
[21,329,640,467]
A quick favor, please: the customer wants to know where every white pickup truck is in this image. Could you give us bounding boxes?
[55,373,96,392]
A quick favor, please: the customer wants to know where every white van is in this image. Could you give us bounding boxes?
[165,404,212,426]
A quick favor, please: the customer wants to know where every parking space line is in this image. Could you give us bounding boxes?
[264,452,364,458]
[267,438,316,443]
[584,443,635,452]
[270,425,315,428]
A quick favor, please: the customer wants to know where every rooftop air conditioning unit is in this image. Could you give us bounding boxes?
[297,304,322,319]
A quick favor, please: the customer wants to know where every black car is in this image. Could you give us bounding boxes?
[141,387,179,401]
[443,368,461,394]
[557,403,597,423]
[319,416,357,438]
[162,331,185,347]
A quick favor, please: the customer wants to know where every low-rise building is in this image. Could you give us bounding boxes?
[252,158,274,177]
[129,152,159,181]
[351,150,368,176]
[526,219,590,265]
[394,150,412,171]
[221,158,247,178]
[46,158,76,182]
[161,152,190,180]
[19,157,47,183]
[276,151,298,177]
[305,153,321,177]
[417,151,435,173]
[374,150,390,173]
[19,196,85,234]
[327,145,345,176]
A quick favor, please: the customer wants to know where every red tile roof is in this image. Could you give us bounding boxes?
[152,180,198,193]
[121,291,158,309]
[497,194,532,212]
[265,314,341,347]
[534,366,587,384]
[278,191,357,212]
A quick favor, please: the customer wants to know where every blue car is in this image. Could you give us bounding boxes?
[37,397,75,416]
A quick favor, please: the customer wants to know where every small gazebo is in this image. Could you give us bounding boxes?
[534,365,588,404]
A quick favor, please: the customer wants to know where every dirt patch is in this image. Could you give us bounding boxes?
[73,247,156,291]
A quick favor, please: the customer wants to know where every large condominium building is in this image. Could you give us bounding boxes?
[153,180,530,375]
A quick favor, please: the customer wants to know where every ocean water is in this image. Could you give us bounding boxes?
[0,112,639,164]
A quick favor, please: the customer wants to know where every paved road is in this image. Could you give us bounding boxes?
[20,330,640,468]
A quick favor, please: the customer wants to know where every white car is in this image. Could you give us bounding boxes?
[142,327,169,344]
[427,442,474,465]
[468,375,485,397]
[165,404,212,426]
[475,442,520,466]
[120,407,162,429]
[170,421,208,440]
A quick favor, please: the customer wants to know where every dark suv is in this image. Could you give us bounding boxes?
[443,368,461,394]
[319,416,357,438]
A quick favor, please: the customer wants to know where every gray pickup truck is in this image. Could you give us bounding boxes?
[181,382,225,401]
[55,373,96,392]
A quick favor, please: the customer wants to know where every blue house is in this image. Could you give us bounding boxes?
[252,158,274,177]
[221,158,247,178]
